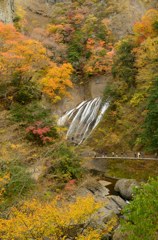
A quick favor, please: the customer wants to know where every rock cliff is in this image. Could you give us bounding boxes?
[0,0,14,22]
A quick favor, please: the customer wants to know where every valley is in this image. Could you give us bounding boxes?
[0,0,158,239]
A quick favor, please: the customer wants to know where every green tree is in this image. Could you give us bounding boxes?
[112,37,137,90]
[121,178,158,240]
[141,77,158,152]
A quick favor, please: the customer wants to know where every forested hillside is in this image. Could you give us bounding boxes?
[89,9,158,153]
[0,0,158,239]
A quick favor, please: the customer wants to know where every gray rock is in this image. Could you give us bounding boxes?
[103,210,118,224]
[76,179,110,201]
[90,207,118,230]
[105,195,126,214]
[92,185,110,201]
[114,179,139,200]
[108,195,127,209]
[0,0,14,23]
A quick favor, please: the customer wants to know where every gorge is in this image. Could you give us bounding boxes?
[0,0,158,239]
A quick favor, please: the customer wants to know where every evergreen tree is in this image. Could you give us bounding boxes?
[142,77,158,152]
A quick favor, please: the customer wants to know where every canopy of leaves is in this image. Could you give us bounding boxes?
[0,22,73,105]
[40,63,73,102]
[133,9,158,43]
[46,0,114,82]
[0,196,102,240]
[89,9,158,153]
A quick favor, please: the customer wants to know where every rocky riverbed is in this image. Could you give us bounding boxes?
[67,176,139,239]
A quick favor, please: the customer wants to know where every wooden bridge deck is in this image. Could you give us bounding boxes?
[94,156,158,161]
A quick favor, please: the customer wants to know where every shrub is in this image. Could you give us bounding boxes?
[10,102,52,125]
[0,161,35,209]
[47,143,83,181]
[13,81,41,104]
[26,121,58,145]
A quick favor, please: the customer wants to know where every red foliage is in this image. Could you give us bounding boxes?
[64,179,76,191]
[26,122,55,145]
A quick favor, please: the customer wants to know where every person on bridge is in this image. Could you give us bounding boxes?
[137,152,141,158]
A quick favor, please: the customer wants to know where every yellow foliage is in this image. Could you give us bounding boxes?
[47,24,64,33]
[131,37,158,105]
[0,22,74,103]
[0,196,102,240]
[77,228,102,240]
[103,216,118,235]
[0,173,10,202]
[40,63,73,102]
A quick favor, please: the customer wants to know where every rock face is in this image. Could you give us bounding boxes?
[75,179,127,229]
[114,179,139,200]
[0,0,14,23]
[107,0,157,39]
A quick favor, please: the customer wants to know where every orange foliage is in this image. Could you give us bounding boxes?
[45,2,114,79]
[0,22,49,83]
[133,9,158,43]
[84,39,114,75]
[0,22,73,103]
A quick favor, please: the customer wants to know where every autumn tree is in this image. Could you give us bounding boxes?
[0,22,49,104]
[88,9,158,152]
[133,9,158,43]
[40,63,73,102]
[0,22,73,105]
[0,196,103,240]
[46,0,114,82]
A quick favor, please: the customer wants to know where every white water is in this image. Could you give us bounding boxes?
[57,97,109,144]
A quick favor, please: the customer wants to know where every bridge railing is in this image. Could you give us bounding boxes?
[94,156,158,161]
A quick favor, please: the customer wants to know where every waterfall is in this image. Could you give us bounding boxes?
[57,97,109,144]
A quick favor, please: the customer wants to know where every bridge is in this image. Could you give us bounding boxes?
[94,156,158,161]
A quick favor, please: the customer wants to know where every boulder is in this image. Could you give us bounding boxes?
[114,179,139,200]
[76,179,110,201]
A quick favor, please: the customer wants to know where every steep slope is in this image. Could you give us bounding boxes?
[88,9,158,154]
[8,0,155,117]
[106,0,157,39]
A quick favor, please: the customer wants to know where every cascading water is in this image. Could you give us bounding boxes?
[58,97,109,144]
